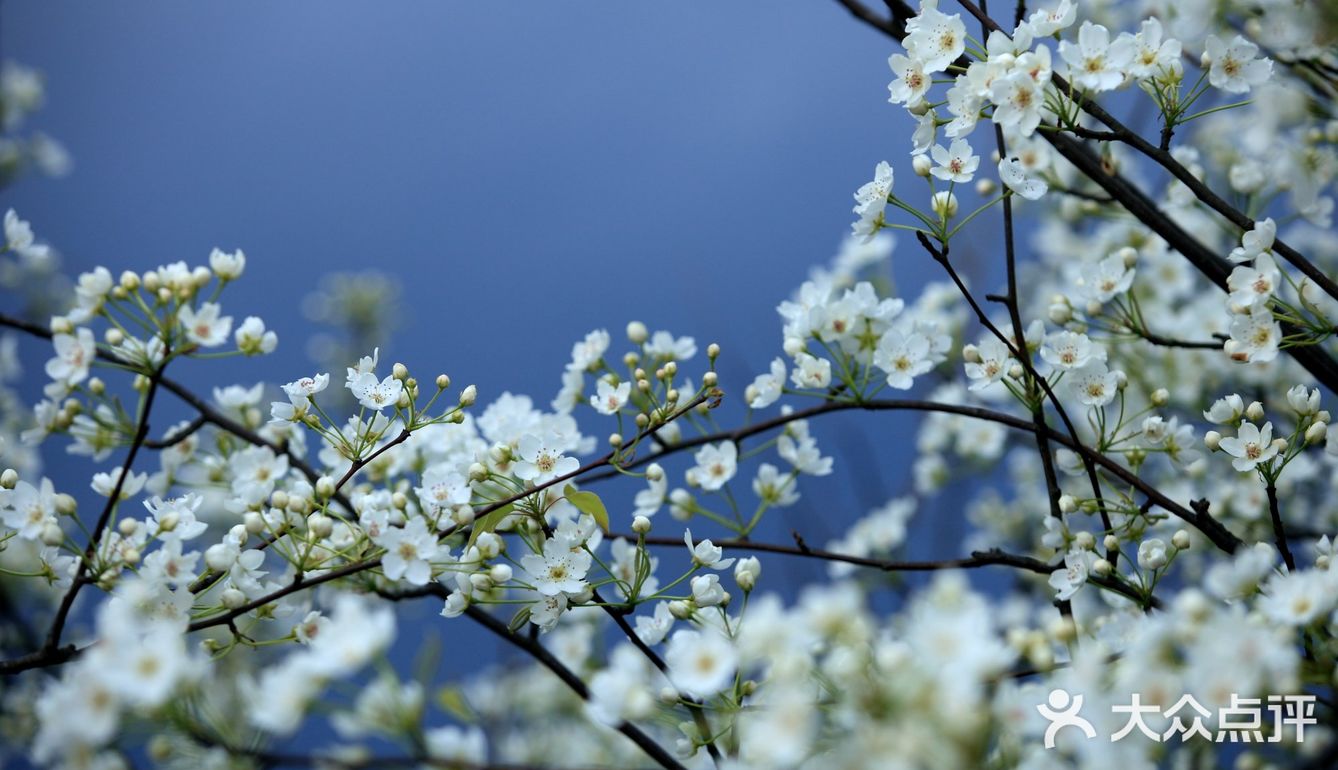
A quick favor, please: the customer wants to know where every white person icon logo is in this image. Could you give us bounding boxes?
[1037,688,1097,748]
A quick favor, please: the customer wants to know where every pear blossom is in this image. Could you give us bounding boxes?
[1204,34,1273,93]
[1067,361,1120,407]
[998,157,1048,199]
[873,329,932,389]
[1228,218,1277,263]
[747,357,786,409]
[789,351,831,390]
[514,431,580,485]
[685,528,735,570]
[209,247,246,280]
[235,315,278,355]
[664,629,737,699]
[851,161,893,242]
[903,6,967,73]
[375,517,441,585]
[1219,421,1279,472]
[348,370,404,411]
[1,477,58,540]
[690,441,738,491]
[1227,306,1281,363]
[887,53,930,107]
[178,302,233,348]
[931,139,979,184]
[1040,330,1101,371]
[44,327,96,386]
[589,378,630,415]
[520,535,592,596]
[1025,0,1076,36]
[1059,22,1135,92]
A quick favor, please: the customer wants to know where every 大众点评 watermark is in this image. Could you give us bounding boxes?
[1037,689,1317,748]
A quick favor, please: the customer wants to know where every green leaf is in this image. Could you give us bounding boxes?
[466,503,513,550]
[563,484,609,533]
[435,686,475,723]
[508,606,532,633]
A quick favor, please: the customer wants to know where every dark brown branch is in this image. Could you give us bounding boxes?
[628,535,1157,609]
[1266,479,1296,572]
[142,414,206,450]
[592,398,1243,554]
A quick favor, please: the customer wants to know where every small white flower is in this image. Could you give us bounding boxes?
[235,316,278,355]
[1137,538,1169,570]
[1228,218,1277,263]
[690,442,738,492]
[873,329,932,389]
[851,161,893,242]
[375,517,441,585]
[903,6,967,73]
[887,53,930,107]
[44,327,96,386]
[589,379,630,416]
[1204,34,1272,94]
[664,629,737,699]
[998,157,1047,199]
[747,357,786,409]
[1059,22,1135,92]
[685,528,736,570]
[520,535,592,596]
[348,371,404,411]
[1218,421,1279,472]
[514,432,580,485]
[931,139,979,184]
[789,351,831,390]
[1067,362,1119,407]
[178,302,233,348]
[209,247,246,280]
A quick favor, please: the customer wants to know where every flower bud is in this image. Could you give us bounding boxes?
[1245,401,1265,422]
[1204,430,1222,451]
[204,543,235,572]
[975,178,997,196]
[782,336,805,357]
[119,270,141,291]
[1092,558,1113,577]
[1150,388,1169,406]
[118,518,138,536]
[53,493,76,516]
[632,515,652,534]
[315,475,335,499]
[668,600,694,620]
[1271,437,1288,453]
[1306,421,1327,445]
[104,327,123,346]
[220,588,247,609]
[1058,494,1076,513]
[702,371,718,387]
[1171,530,1191,550]
[735,556,761,591]
[1103,534,1119,552]
[451,504,475,528]
[0,468,16,489]
[459,385,477,406]
[912,154,933,177]
[1137,538,1169,570]
[243,511,266,534]
[707,343,720,360]
[961,344,981,364]
[627,321,649,344]
[41,523,64,546]
[392,491,408,510]
[1074,531,1095,551]
[307,513,333,539]
[1117,246,1138,268]
[931,190,958,219]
